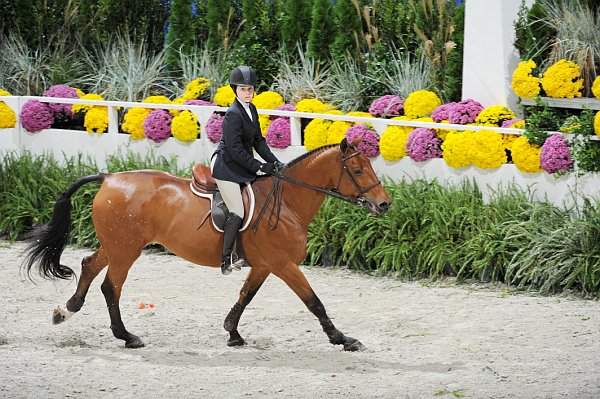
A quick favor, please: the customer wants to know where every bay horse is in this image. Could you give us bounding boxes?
[23,137,392,351]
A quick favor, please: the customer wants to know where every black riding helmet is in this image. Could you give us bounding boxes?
[229,66,257,92]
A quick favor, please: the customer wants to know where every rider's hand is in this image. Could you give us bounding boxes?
[258,162,275,175]
[274,161,285,171]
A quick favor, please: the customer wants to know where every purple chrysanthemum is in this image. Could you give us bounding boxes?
[446,99,484,124]
[142,109,172,143]
[540,134,573,174]
[431,102,457,122]
[43,85,79,119]
[501,118,524,128]
[345,124,380,158]
[368,95,404,118]
[266,117,291,148]
[184,99,215,106]
[271,103,296,120]
[206,113,224,143]
[20,100,53,132]
[406,127,442,162]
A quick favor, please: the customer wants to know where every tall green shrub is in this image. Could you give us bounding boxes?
[165,0,195,69]
[206,0,232,51]
[331,0,364,60]
[281,0,314,51]
[307,0,335,62]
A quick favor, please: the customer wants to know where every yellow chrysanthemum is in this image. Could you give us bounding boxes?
[172,110,200,142]
[442,130,507,169]
[442,130,472,168]
[0,89,12,96]
[122,108,152,139]
[0,102,17,128]
[475,105,516,127]
[143,95,177,116]
[259,114,271,137]
[594,111,600,138]
[295,98,331,113]
[304,119,331,150]
[252,91,284,110]
[72,93,105,114]
[592,76,600,100]
[379,125,411,161]
[404,90,442,118]
[327,120,352,145]
[503,134,518,151]
[303,110,343,150]
[511,136,542,172]
[84,106,109,134]
[182,77,210,101]
[511,60,541,99]
[213,86,235,107]
[75,88,85,97]
[541,59,583,98]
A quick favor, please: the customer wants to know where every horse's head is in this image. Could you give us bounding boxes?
[336,137,392,216]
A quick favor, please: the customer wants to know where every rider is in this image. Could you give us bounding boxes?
[210,65,282,275]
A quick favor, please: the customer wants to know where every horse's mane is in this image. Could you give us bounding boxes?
[286,144,339,168]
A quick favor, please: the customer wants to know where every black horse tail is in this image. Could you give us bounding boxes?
[23,173,107,280]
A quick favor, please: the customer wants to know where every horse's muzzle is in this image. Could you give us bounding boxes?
[365,198,392,216]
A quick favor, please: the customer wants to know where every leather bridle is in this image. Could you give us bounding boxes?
[252,149,382,232]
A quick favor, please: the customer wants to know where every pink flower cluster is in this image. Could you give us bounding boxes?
[446,99,484,124]
[184,99,215,106]
[406,127,442,162]
[345,124,380,158]
[431,102,456,122]
[206,113,224,143]
[20,100,54,132]
[501,118,524,128]
[540,134,573,174]
[266,117,291,148]
[368,95,404,118]
[271,103,296,120]
[43,84,79,118]
[142,109,172,143]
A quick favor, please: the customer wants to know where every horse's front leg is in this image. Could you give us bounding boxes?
[223,267,271,346]
[273,262,366,352]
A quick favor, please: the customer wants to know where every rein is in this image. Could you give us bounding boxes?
[252,150,382,232]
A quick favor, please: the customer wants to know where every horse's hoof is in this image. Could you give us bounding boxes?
[227,330,245,347]
[343,337,366,352]
[125,337,145,349]
[52,307,66,325]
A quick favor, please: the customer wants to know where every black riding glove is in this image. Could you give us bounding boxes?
[258,162,275,175]
[274,161,285,171]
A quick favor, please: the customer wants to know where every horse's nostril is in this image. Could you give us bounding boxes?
[378,202,389,211]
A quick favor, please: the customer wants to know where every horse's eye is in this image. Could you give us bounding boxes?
[353,169,362,176]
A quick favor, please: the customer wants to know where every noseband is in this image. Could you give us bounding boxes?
[252,149,382,232]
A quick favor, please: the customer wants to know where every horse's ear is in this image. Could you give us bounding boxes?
[351,135,364,147]
[340,138,349,153]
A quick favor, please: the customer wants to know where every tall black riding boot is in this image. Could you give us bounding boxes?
[221,213,244,275]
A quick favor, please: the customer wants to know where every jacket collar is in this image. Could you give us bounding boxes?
[234,98,260,129]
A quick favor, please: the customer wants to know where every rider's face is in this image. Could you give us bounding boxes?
[236,85,254,103]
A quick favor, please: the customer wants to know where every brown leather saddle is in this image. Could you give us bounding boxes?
[189,164,255,233]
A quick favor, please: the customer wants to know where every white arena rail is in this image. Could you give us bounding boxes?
[1,96,600,208]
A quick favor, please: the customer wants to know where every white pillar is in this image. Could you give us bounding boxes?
[462,0,535,113]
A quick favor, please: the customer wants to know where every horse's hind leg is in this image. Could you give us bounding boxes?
[273,262,366,352]
[53,247,108,324]
[100,249,144,348]
[223,267,271,347]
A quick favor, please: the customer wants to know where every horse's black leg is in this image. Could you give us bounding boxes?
[53,248,109,324]
[223,267,270,347]
[274,262,366,352]
[100,257,144,349]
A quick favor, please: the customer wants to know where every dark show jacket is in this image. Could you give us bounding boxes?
[212,98,279,183]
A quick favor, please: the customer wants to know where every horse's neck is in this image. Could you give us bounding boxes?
[281,149,339,226]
